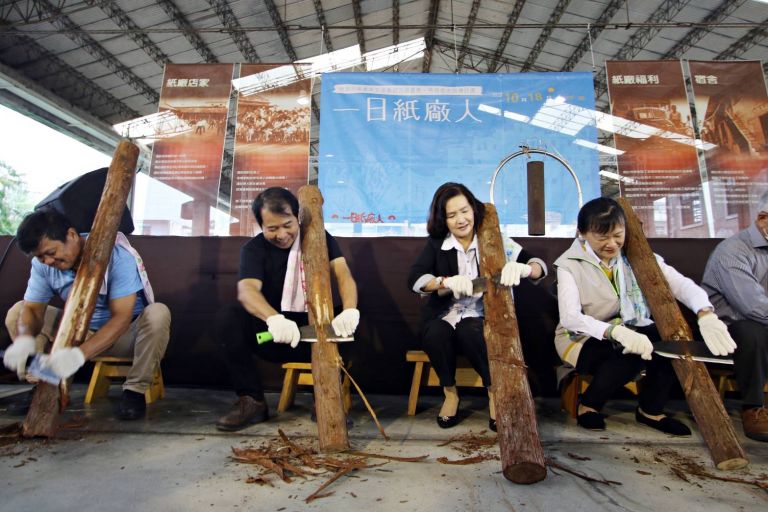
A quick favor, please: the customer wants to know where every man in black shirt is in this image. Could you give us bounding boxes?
[216,187,359,431]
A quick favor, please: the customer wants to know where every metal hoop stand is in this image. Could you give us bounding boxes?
[489,148,583,209]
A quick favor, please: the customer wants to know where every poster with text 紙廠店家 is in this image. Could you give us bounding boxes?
[607,60,708,238]
[689,60,768,238]
[230,64,312,236]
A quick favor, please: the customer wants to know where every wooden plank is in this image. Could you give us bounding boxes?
[618,198,747,471]
[23,140,139,438]
[478,203,546,484]
[298,185,349,453]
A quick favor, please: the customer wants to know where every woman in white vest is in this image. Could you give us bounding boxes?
[554,197,735,434]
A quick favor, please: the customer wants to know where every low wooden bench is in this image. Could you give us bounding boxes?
[278,362,352,413]
[560,371,639,419]
[710,368,768,399]
[406,350,484,415]
[84,356,164,404]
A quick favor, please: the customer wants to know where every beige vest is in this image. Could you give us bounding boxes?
[554,239,621,366]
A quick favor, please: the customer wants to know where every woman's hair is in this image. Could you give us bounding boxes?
[251,187,299,226]
[426,182,485,239]
[577,197,626,235]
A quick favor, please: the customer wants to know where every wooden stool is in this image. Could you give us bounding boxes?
[277,362,352,413]
[84,356,164,404]
[406,350,484,416]
[560,372,640,419]
[710,368,768,399]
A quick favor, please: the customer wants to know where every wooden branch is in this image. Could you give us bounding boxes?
[477,203,547,484]
[617,198,748,471]
[298,185,349,453]
[23,140,139,438]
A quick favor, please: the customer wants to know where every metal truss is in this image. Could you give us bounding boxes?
[85,0,169,67]
[351,0,365,54]
[715,15,768,60]
[521,0,570,72]
[28,0,159,104]
[433,38,553,73]
[455,0,480,72]
[422,0,440,73]
[312,0,333,52]
[207,0,261,62]
[392,0,399,46]
[0,28,138,121]
[662,0,746,59]
[156,0,218,63]
[0,0,69,24]
[487,0,526,73]
[593,0,689,101]
[561,0,625,71]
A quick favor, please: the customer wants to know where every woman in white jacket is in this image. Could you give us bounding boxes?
[554,197,736,433]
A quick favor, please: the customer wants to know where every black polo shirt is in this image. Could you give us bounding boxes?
[239,231,343,311]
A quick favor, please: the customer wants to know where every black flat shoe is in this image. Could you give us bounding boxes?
[489,418,497,432]
[576,411,606,431]
[115,390,146,421]
[437,414,459,428]
[635,408,691,436]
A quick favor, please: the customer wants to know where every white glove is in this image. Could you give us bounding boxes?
[3,335,37,380]
[266,314,301,348]
[611,325,653,361]
[443,275,473,299]
[332,308,360,337]
[43,347,85,380]
[698,313,737,356]
[500,261,533,287]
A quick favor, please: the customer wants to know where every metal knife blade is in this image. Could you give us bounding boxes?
[653,340,733,365]
[256,324,354,344]
[471,273,505,294]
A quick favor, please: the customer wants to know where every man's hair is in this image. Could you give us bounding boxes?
[577,197,626,236]
[758,191,768,214]
[16,209,75,254]
[251,187,299,227]
[426,182,485,239]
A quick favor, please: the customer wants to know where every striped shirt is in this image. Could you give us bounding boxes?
[701,223,768,326]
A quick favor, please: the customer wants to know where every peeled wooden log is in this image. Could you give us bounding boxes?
[23,140,139,438]
[298,185,349,453]
[618,198,747,471]
[478,203,546,484]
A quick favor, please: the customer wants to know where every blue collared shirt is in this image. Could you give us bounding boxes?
[701,223,768,325]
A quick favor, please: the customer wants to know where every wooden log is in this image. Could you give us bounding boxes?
[478,203,547,484]
[617,198,748,471]
[298,185,349,453]
[527,161,545,236]
[23,140,139,438]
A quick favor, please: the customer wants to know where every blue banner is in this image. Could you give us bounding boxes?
[319,72,600,236]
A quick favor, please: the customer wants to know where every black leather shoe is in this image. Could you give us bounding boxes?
[576,411,606,431]
[489,418,497,432]
[115,390,147,421]
[437,414,459,428]
[635,408,691,436]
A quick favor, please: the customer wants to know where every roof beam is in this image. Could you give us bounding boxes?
[662,0,747,59]
[422,0,440,73]
[561,0,625,71]
[207,0,261,62]
[521,0,571,72]
[351,0,366,54]
[312,0,334,52]
[455,0,481,71]
[433,37,554,73]
[392,0,399,46]
[594,0,690,102]
[487,0,526,73]
[715,15,768,60]
[156,0,218,63]
[0,0,67,24]
[29,0,159,104]
[84,0,169,67]
[0,29,138,122]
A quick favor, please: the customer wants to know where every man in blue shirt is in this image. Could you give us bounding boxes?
[3,209,171,420]
[702,194,768,442]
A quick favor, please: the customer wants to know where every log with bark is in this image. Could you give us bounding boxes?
[477,203,547,484]
[617,198,747,471]
[23,140,139,438]
[298,185,349,453]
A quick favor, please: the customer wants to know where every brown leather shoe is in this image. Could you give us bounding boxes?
[216,396,269,431]
[742,407,768,442]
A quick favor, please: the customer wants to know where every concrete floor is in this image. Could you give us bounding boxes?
[1,384,766,512]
